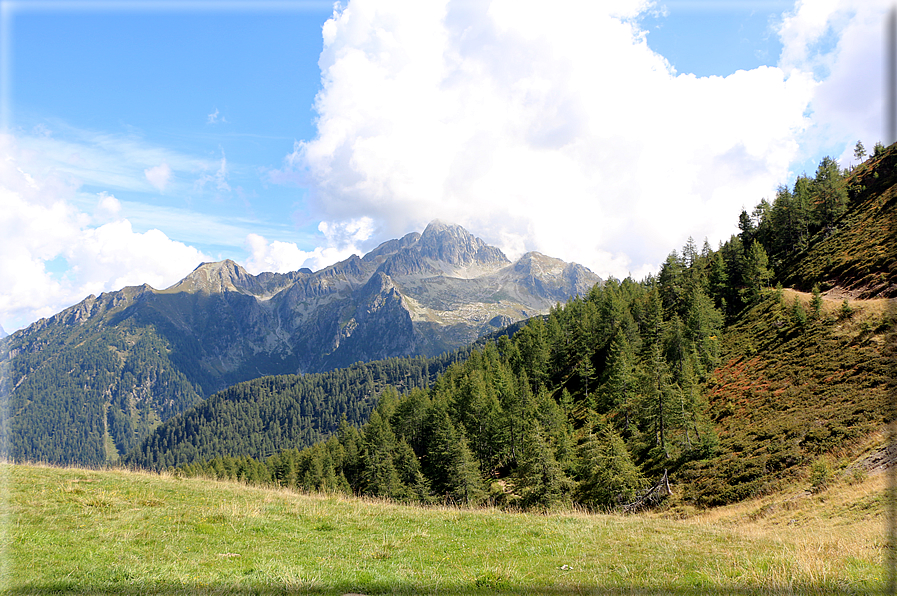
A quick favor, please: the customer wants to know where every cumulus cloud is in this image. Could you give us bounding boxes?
[242,217,373,274]
[144,163,172,192]
[0,134,208,332]
[93,192,122,223]
[276,0,887,280]
[776,0,891,168]
[283,0,826,280]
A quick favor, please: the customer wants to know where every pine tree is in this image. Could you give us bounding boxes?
[792,176,813,249]
[515,421,571,509]
[810,283,823,318]
[791,298,807,328]
[603,328,637,435]
[360,410,403,498]
[814,156,848,226]
[683,284,723,377]
[658,251,685,317]
[575,423,644,510]
[854,140,866,162]
[641,342,679,458]
[738,209,755,247]
[742,240,772,304]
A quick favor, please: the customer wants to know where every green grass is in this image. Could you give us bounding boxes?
[2,463,888,595]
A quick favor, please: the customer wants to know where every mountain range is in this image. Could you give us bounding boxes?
[0,221,599,465]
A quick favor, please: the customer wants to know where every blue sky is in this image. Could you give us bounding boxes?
[0,0,888,332]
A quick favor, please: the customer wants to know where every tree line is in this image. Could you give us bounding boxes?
[173,150,865,510]
[122,351,469,469]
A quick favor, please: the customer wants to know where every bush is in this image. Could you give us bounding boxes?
[791,299,807,328]
[810,284,822,318]
[839,299,853,319]
[809,459,832,493]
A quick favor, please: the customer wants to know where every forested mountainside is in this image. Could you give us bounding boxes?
[170,143,896,510]
[123,350,468,469]
[0,221,598,466]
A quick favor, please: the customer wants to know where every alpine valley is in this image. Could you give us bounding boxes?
[0,220,598,465]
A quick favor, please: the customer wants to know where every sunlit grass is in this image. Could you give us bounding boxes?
[2,462,889,594]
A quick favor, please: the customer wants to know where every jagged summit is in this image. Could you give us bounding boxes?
[167,259,260,295]
[417,220,509,267]
[1,218,601,465]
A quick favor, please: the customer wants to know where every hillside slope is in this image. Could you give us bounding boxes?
[778,148,897,297]
[0,221,598,466]
[156,145,897,511]
[677,289,894,506]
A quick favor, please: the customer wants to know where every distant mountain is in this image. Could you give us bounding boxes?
[0,221,600,465]
[0,324,6,339]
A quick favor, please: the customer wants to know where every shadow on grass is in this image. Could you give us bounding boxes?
[5,582,889,596]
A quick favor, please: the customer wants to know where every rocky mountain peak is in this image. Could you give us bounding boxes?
[168,259,260,295]
[417,220,509,267]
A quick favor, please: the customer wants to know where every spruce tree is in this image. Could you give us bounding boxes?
[360,410,403,498]
[814,156,848,226]
[810,283,823,318]
[575,423,644,510]
[515,421,570,509]
[742,241,772,304]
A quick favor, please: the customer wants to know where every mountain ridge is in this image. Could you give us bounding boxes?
[0,220,601,465]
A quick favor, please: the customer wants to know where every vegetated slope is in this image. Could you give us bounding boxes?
[8,463,883,594]
[0,315,202,465]
[123,350,468,470]
[678,289,894,506]
[776,147,897,297]
[168,143,896,511]
[0,221,598,466]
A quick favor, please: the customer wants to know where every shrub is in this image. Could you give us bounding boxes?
[810,284,822,318]
[809,459,832,493]
[839,299,853,319]
[791,299,807,328]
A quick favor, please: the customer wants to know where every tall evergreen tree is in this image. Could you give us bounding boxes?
[814,156,848,226]
[741,241,772,304]
[515,421,571,508]
[602,328,638,435]
[575,423,644,510]
[359,410,403,498]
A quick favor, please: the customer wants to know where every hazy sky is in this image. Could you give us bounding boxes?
[0,0,888,332]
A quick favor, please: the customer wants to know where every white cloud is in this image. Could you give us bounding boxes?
[242,217,373,275]
[66,220,207,295]
[94,192,122,222]
[15,122,213,195]
[144,162,172,192]
[0,134,208,332]
[289,0,825,279]
[196,152,231,193]
[776,0,891,169]
[207,107,229,124]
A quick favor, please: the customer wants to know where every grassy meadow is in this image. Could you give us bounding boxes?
[1,462,890,595]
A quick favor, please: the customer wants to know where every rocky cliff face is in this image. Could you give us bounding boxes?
[0,221,600,465]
